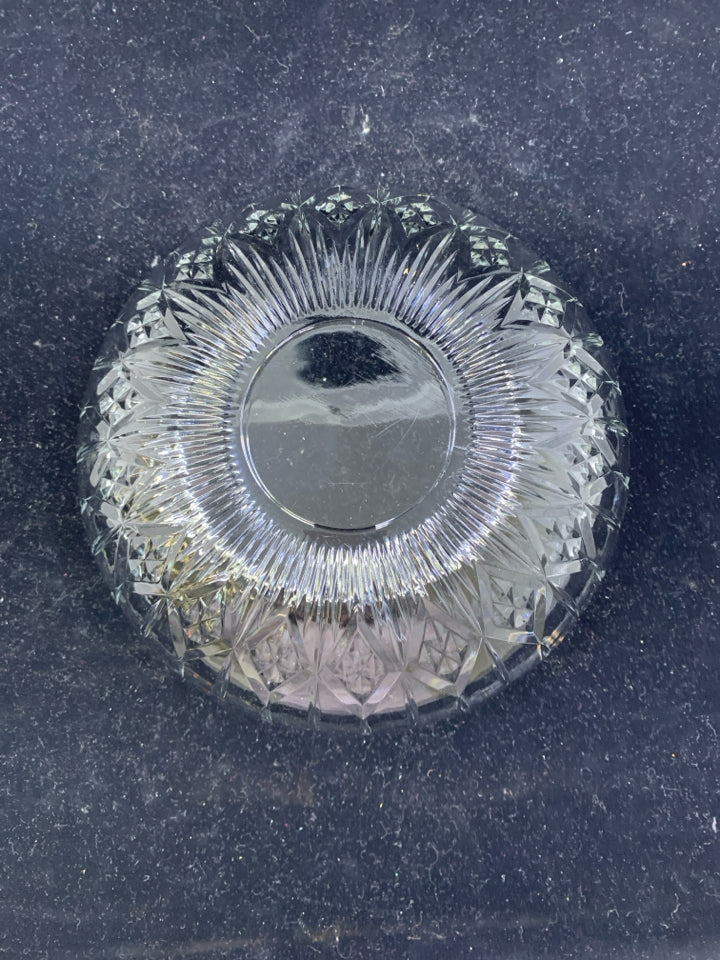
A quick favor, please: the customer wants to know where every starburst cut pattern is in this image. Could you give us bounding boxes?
[78,188,628,726]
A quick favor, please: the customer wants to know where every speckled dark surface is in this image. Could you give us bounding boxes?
[2,1,719,958]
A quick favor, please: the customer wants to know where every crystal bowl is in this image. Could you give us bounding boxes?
[78,188,628,728]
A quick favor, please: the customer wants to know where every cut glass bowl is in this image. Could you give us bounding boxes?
[78,188,628,728]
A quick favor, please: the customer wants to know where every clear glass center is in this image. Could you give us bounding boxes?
[240,317,455,531]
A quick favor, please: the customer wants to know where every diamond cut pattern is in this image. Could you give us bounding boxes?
[78,188,628,725]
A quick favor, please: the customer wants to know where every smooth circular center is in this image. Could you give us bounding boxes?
[241,318,455,531]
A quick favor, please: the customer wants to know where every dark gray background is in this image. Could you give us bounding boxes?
[1,1,719,957]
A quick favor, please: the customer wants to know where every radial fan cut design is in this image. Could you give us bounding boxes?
[78,187,628,727]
